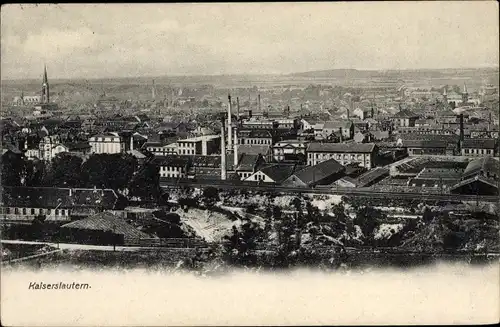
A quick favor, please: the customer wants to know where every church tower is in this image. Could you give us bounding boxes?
[41,65,50,104]
[461,82,468,105]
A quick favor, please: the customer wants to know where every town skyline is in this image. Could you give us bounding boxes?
[1,2,499,80]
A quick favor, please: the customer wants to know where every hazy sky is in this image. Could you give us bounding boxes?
[1,2,499,80]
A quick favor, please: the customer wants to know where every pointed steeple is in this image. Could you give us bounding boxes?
[43,64,48,85]
[41,64,50,104]
[463,82,468,94]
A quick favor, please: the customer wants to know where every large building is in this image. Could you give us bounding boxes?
[89,133,126,154]
[306,142,378,168]
[176,135,221,156]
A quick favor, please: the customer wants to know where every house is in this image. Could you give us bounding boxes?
[153,155,191,179]
[353,131,372,143]
[177,135,221,156]
[353,107,372,120]
[319,121,354,140]
[89,133,126,154]
[39,135,61,161]
[306,142,378,169]
[60,211,151,246]
[237,144,272,162]
[282,158,345,188]
[450,156,499,195]
[371,130,390,141]
[244,163,300,184]
[392,109,419,128]
[461,139,497,157]
[0,186,122,221]
[234,153,266,180]
[399,134,460,156]
[52,142,92,158]
[301,118,320,132]
[238,129,275,146]
[272,139,308,163]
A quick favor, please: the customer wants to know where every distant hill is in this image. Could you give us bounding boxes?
[288,67,499,79]
[288,69,381,79]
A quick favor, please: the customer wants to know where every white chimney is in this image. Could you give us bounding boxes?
[220,125,227,180]
[227,94,232,149]
[233,127,238,167]
[130,135,134,151]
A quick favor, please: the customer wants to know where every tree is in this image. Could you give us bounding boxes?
[222,221,264,266]
[202,187,220,208]
[47,153,83,187]
[353,207,385,243]
[128,162,160,202]
[81,154,137,190]
[1,151,26,186]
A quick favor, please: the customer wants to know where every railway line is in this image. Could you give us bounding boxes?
[160,179,499,203]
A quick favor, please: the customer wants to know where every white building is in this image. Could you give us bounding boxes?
[89,133,126,154]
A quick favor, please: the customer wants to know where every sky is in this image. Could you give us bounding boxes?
[1,2,499,80]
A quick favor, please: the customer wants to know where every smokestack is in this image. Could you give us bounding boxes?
[459,114,464,143]
[220,124,227,180]
[227,94,232,150]
[233,127,238,167]
[130,134,134,151]
[258,94,261,112]
[236,97,240,122]
[152,79,156,100]
[339,127,343,143]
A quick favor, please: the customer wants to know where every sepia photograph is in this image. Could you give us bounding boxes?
[1,2,499,326]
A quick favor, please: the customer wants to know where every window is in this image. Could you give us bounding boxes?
[47,209,51,215]
[22,208,26,215]
[6,207,11,214]
[30,208,35,215]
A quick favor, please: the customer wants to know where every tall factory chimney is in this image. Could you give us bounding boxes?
[220,124,227,181]
[236,97,240,123]
[258,94,261,113]
[459,113,464,145]
[227,94,233,150]
[152,79,156,100]
[233,127,239,167]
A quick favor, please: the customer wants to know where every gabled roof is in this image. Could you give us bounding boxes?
[393,109,419,119]
[463,156,499,178]
[235,153,262,171]
[62,142,91,151]
[153,155,191,167]
[237,145,270,156]
[323,120,353,130]
[1,186,119,209]
[356,167,389,187]
[307,142,376,153]
[61,211,150,239]
[256,163,298,183]
[450,175,498,192]
[285,158,345,186]
[461,138,496,149]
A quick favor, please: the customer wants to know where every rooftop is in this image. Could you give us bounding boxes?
[307,142,377,153]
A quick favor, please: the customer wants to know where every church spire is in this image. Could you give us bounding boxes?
[41,64,50,104]
[43,64,48,84]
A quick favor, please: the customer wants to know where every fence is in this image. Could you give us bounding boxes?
[126,237,209,248]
